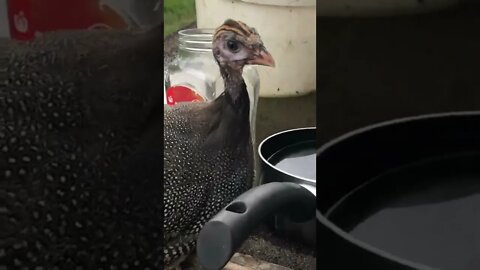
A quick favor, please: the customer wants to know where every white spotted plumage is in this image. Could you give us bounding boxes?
[0,26,164,268]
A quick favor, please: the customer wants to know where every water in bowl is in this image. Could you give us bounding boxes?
[326,153,480,270]
[268,141,316,180]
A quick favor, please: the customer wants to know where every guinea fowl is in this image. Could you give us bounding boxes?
[164,19,275,269]
[0,26,164,268]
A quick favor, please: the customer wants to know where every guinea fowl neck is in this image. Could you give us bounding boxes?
[219,65,250,122]
[203,65,251,150]
[220,66,246,101]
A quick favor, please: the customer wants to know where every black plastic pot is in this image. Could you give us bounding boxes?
[316,111,480,270]
[196,127,316,270]
[258,127,316,193]
[258,127,316,247]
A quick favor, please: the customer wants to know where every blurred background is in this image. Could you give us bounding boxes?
[164,0,195,37]
[0,0,161,40]
[317,0,480,145]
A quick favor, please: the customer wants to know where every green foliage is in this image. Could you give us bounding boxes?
[164,0,196,37]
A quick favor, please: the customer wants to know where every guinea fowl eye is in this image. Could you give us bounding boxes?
[226,40,240,53]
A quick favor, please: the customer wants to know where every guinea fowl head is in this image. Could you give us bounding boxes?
[212,19,275,73]
[199,20,275,149]
[207,19,275,108]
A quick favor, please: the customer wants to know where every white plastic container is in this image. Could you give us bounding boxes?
[195,0,316,98]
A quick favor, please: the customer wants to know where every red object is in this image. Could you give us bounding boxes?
[166,86,205,106]
[7,0,129,40]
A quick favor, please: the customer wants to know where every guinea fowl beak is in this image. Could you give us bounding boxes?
[248,47,275,67]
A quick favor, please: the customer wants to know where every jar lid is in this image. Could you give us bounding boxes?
[178,28,214,52]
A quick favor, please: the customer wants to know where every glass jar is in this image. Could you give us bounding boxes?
[164,28,260,139]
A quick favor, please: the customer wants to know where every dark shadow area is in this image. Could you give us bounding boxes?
[317,3,480,145]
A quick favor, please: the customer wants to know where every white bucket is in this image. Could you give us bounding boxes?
[195,0,316,98]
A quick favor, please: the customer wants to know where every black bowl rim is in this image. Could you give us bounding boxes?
[316,110,480,270]
[258,127,317,185]
[317,110,480,155]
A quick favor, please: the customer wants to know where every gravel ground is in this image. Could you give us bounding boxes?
[237,225,316,270]
[164,22,316,270]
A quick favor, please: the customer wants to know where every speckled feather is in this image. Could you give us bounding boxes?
[163,95,254,268]
[0,26,164,269]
